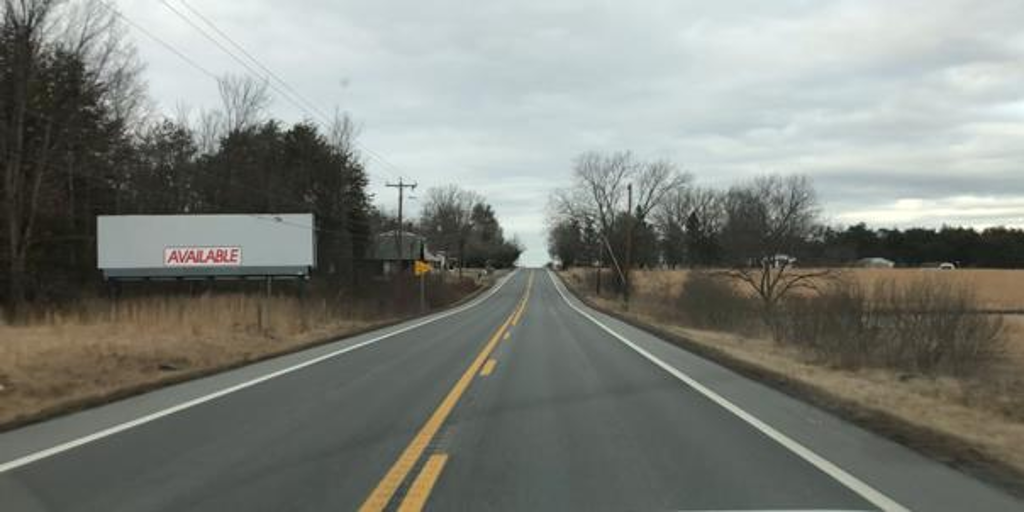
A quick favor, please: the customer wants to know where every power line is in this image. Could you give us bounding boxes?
[174,0,329,127]
[88,3,376,237]
[173,0,411,183]
[101,0,407,185]
[155,1,328,128]
[159,0,409,183]
[102,0,426,213]
[181,0,411,183]
[97,0,217,80]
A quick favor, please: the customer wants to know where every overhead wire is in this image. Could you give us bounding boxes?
[94,0,413,231]
[157,0,408,183]
[173,0,332,127]
[102,0,409,185]
[96,0,218,80]
[83,3,366,237]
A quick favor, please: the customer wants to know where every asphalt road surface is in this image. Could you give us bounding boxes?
[1,269,1021,511]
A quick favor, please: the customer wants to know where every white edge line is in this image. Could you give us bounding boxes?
[546,270,908,512]
[0,269,520,474]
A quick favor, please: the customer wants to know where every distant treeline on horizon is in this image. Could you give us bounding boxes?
[812,223,1024,269]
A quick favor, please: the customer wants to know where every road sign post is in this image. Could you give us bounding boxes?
[414,260,431,312]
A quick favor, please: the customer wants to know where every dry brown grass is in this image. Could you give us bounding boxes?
[626,268,1024,311]
[0,275,486,428]
[0,294,390,427]
[1003,316,1024,365]
[650,314,1024,479]
[562,269,1024,483]
[579,267,1024,364]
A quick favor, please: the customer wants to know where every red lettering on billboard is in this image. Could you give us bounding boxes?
[164,246,242,267]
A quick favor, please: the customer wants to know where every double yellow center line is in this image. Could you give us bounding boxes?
[359,272,533,512]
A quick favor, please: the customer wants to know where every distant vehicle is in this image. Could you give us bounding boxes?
[920,261,957,270]
[764,254,797,268]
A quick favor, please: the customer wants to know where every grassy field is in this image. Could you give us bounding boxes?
[0,275,486,429]
[624,268,1024,364]
[562,267,1024,485]
[627,268,1024,310]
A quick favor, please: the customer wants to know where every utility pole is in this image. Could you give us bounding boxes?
[624,183,633,307]
[387,179,417,310]
[386,178,417,273]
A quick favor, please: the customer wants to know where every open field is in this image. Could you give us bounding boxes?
[0,276,486,429]
[562,268,1024,487]
[624,267,1024,365]
[627,268,1024,312]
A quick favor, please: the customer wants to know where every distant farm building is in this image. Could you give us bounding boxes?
[368,231,443,276]
[855,257,895,268]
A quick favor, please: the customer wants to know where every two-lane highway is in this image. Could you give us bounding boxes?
[1,269,1021,511]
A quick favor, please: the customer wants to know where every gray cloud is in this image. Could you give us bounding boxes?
[121,0,1024,265]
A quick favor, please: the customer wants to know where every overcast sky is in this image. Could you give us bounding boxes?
[120,0,1024,266]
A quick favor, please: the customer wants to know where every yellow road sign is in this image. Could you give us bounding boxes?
[414,260,431,276]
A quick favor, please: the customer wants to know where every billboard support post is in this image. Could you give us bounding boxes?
[261,276,273,333]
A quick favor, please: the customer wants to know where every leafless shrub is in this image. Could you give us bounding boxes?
[872,277,1005,375]
[676,271,758,333]
[778,280,878,368]
[778,276,1005,375]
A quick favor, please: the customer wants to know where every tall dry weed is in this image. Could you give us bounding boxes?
[675,271,759,333]
[778,276,1005,375]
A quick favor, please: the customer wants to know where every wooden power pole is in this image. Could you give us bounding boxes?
[386,178,417,272]
[386,179,417,309]
[624,183,633,306]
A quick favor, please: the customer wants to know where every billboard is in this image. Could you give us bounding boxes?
[97,214,315,279]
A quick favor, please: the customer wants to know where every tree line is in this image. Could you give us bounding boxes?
[815,224,1024,268]
[417,185,522,270]
[374,184,523,272]
[0,0,519,318]
[549,151,1024,275]
[0,0,374,313]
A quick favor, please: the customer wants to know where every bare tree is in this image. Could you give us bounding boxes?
[718,174,831,333]
[566,151,632,234]
[194,107,224,155]
[653,186,694,236]
[654,186,725,267]
[56,0,149,126]
[420,185,481,276]
[553,150,688,295]
[1,0,153,316]
[633,159,690,222]
[171,101,192,127]
[327,108,361,160]
[217,74,270,133]
[2,0,56,318]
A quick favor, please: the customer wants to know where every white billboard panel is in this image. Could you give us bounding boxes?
[97,214,315,279]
